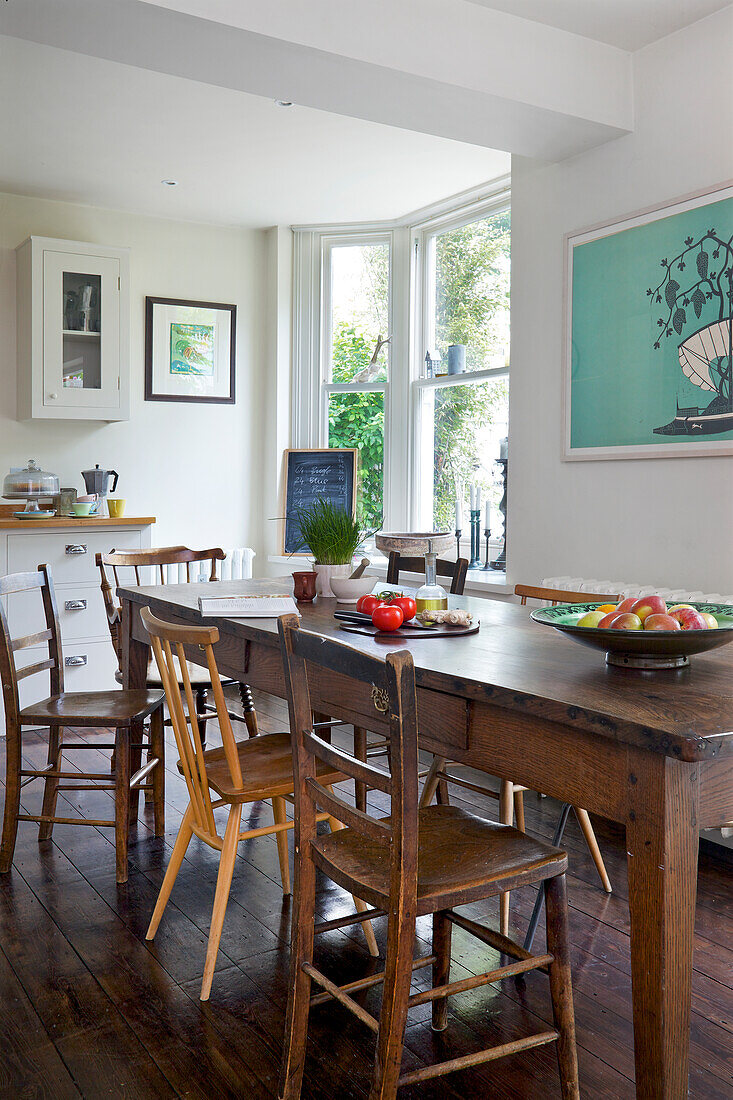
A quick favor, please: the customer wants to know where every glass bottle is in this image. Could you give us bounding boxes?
[415,547,448,613]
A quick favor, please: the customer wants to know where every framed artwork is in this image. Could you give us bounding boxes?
[564,181,733,460]
[144,296,236,403]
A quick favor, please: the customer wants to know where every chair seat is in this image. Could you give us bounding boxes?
[311,805,567,915]
[20,689,164,727]
[179,731,344,804]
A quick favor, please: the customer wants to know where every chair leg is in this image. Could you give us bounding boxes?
[369,905,416,1099]
[195,688,207,748]
[353,726,368,812]
[574,807,612,893]
[200,804,241,1001]
[431,910,452,1032]
[513,788,526,833]
[272,796,291,896]
[545,874,580,1100]
[238,682,259,738]
[326,797,379,957]
[149,704,165,837]
[524,802,572,952]
[114,727,131,884]
[278,813,317,1100]
[147,804,194,940]
[499,779,514,936]
[419,755,445,809]
[38,724,63,841]
[128,721,143,826]
[0,722,21,873]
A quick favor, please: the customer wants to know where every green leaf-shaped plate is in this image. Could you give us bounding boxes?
[531,602,733,669]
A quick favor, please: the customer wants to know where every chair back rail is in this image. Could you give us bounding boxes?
[140,607,241,837]
[277,614,419,906]
[515,584,619,606]
[387,552,468,595]
[0,565,64,732]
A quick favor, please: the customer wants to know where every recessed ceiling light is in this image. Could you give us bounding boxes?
[161,179,178,186]
[274,99,293,108]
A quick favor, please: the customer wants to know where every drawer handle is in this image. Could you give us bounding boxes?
[65,599,87,611]
[65,544,88,555]
[65,655,87,667]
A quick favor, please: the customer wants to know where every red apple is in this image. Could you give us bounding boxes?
[597,612,622,628]
[669,607,707,630]
[643,613,682,631]
[614,597,639,614]
[630,595,667,622]
[609,613,643,631]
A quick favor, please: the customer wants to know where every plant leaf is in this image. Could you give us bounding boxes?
[664,280,680,309]
[672,308,686,335]
[697,251,709,279]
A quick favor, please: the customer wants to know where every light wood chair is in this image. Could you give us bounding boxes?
[0,566,165,883]
[96,546,260,742]
[277,614,580,1100]
[140,606,378,1001]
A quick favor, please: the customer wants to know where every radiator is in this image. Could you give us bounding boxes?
[165,547,255,584]
[544,575,733,841]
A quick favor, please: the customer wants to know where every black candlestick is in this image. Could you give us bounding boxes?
[468,509,481,569]
[454,527,462,561]
[482,527,492,569]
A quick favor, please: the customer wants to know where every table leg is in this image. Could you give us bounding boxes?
[626,755,700,1099]
[121,599,149,691]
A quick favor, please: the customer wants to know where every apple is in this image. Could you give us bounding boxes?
[630,595,667,623]
[667,603,694,613]
[609,613,643,631]
[700,612,719,629]
[577,610,607,628]
[597,612,622,628]
[614,597,639,614]
[643,613,682,631]
[669,607,707,630]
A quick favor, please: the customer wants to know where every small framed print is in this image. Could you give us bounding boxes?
[144,296,236,404]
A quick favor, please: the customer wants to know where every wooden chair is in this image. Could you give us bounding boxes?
[0,566,164,883]
[96,546,259,742]
[277,614,580,1100]
[140,607,378,1001]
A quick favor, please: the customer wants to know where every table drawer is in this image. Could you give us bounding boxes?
[6,584,109,643]
[7,529,142,585]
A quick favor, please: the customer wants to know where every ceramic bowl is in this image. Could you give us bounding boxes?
[328,575,376,604]
[531,601,733,669]
[375,531,454,556]
[71,501,94,516]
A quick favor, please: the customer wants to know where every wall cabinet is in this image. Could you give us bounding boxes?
[16,236,130,421]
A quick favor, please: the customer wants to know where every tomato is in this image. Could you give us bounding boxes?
[391,596,416,622]
[357,594,383,616]
[371,604,404,632]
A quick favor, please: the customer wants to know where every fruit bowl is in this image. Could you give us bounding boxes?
[531,602,733,669]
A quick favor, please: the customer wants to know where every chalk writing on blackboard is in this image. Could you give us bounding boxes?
[283,449,357,554]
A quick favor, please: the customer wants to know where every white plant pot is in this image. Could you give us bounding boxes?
[314,562,352,598]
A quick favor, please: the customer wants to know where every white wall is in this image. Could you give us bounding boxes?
[0,191,266,555]
[509,8,733,593]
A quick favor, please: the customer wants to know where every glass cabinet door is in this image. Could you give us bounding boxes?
[42,250,121,411]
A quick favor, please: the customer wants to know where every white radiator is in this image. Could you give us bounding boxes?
[544,575,733,842]
[165,547,255,584]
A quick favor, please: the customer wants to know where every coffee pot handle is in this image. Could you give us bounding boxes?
[109,470,119,493]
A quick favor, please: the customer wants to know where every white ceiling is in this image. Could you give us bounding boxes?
[466,0,732,50]
[0,36,509,228]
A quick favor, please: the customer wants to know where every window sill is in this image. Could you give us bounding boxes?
[266,554,511,596]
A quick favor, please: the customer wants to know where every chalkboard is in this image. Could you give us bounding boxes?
[283,449,358,554]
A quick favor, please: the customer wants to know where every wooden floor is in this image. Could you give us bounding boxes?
[0,687,731,1099]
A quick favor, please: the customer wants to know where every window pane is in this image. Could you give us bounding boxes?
[420,377,509,532]
[328,391,384,530]
[427,210,510,375]
[329,243,389,382]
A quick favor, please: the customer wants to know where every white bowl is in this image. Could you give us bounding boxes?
[328,575,376,604]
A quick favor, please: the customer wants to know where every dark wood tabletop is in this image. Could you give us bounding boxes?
[119,580,733,763]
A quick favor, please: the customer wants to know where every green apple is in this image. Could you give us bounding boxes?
[576,610,607,628]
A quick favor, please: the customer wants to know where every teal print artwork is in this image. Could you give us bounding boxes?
[569,193,733,450]
[169,323,215,377]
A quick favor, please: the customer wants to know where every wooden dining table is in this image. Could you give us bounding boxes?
[118,578,733,1100]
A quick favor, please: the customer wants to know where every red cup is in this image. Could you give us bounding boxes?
[292,570,317,602]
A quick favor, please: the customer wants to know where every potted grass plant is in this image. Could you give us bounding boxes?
[293,500,366,597]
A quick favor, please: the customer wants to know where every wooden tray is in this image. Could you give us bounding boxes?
[339,621,479,642]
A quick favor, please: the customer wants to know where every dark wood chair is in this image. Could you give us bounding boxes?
[141,606,377,1000]
[0,566,164,883]
[277,614,580,1099]
[386,550,468,594]
[96,546,259,742]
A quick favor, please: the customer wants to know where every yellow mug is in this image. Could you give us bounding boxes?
[107,498,126,518]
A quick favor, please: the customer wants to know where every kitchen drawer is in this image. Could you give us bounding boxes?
[7,528,142,585]
[6,583,109,643]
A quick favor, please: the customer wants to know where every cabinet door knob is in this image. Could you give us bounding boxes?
[48,392,58,400]
[65,599,87,611]
[65,544,88,555]
[65,655,87,667]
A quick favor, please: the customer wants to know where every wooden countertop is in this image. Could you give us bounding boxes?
[0,515,155,530]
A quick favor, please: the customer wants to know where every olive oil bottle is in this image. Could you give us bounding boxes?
[415,550,448,613]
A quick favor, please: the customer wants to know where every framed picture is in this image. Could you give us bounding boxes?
[144,296,236,404]
[564,180,733,460]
